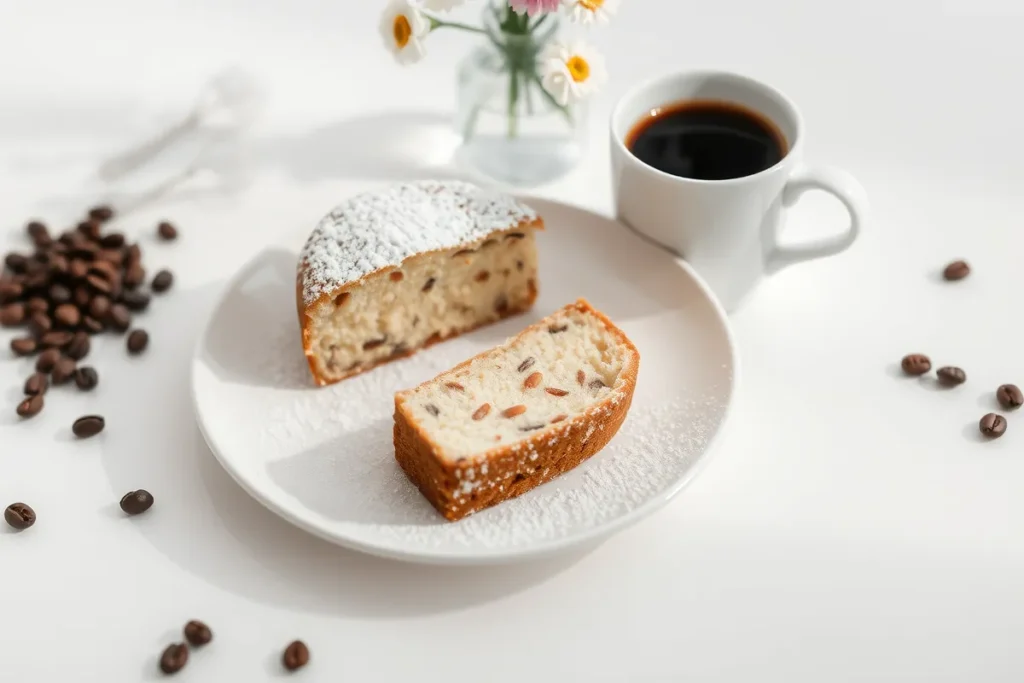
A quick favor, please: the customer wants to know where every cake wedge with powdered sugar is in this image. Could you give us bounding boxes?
[394,299,640,521]
[297,180,543,386]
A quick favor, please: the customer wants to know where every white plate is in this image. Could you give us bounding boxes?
[191,198,737,565]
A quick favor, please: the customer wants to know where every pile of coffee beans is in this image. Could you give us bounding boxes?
[1,206,177,430]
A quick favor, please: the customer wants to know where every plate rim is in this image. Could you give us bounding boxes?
[190,195,740,566]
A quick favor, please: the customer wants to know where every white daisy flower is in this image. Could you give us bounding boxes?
[422,0,468,11]
[561,0,619,24]
[380,0,430,65]
[538,41,607,107]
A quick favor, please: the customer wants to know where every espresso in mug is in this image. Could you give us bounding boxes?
[625,100,786,181]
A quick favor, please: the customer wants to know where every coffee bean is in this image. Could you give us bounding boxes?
[157,221,179,241]
[82,316,104,334]
[73,366,98,391]
[943,260,970,281]
[119,489,154,515]
[4,503,36,530]
[936,366,966,386]
[1,303,25,326]
[26,297,48,315]
[88,205,115,222]
[159,643,188,675]
[24,373,48,396]
[107,304,131,332]
[99,233,124,249]
[16,394,43,418]
[69,259,89,279]
[151,269,173,293]
[183,620,212,646]
[123,263,145,289]
[85,273,113,295]
[26,221,50,246]
[35,348,60,372]
[979,413,1007,438]
[73,285,92,308]
[77,219,102,241]
[997,384,1022,410]
[54,303,81,328]
[40,330,74,349]
[88,295,111,320]
[72,415,104,438]
[4,252,28,273]
[49,254,69,277]
[10,337,36,357]
[0,280,22,302]
[28,313,51,337]
[65,332,90,360]
[282,641,310,671]
[900,354,931,376]
[127,329,149,354]
[120,290,151,312]
[52,357,77,385]
[48,283,71,305]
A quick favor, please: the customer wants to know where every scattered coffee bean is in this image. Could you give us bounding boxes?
[107,303,131,332]
[119,489,154,515]
[979,413,1007,439]
[73,366,98,391]
[35,348,60,373]
[77,219,102,240]
[123,263,145,289]
[996,384,1022,410]
[10,337,37,357]
[49,283,71,304]
[127,329,149,354]
[942,260,970,281]
[159,643,188,675]
[901,354,931,376]
[54,303,81,328]
[0,281,22,302]
[99,232,125,249]
[52,357,77,385]
[73,285,91,308]
[24,373,48,396]
[183,620,212,646]
[88,205,114,222]
[16,394,43,418]
[4,502,36,530]
[151,269,174,293]
[88,295,111,320]
[282,641,310,671]
[0,302,25,326]
[72,415,104,438]
[157,221,178,241]
[4,253,28,273]
[120,290,150,312]
[82,316,104,334]
[936,366,966,386]
[65,332,90,361]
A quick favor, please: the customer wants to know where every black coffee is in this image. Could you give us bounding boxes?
[626,101,786,180]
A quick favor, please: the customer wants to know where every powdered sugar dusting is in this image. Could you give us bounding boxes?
[299,180,538,306]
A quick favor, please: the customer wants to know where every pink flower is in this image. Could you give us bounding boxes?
[508,0,560,16]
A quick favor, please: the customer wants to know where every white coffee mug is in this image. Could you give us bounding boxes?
[610,70,868,312]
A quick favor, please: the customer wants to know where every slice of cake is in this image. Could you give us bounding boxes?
[297,180,543,386]
[394,299,640,521]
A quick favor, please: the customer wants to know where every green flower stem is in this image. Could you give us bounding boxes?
[428,17,487,34]
[508,63,519,137]
[528,71,574,125]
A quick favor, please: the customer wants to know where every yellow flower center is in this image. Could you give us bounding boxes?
[567,56,590,83]
[393,14,412,49]
[580,0,605,9]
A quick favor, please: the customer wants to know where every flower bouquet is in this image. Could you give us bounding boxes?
[380,0,618,185]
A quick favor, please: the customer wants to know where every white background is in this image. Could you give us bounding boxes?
[2,0,1023,680]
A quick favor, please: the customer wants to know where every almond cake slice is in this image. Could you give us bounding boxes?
[297,180,543,387]
[393,298,640,522]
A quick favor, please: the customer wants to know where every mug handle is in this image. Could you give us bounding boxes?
[765,165,868,273]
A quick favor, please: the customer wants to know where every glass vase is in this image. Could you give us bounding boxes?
[454,3,588,187]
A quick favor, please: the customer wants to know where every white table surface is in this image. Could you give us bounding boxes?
[2,1,1023,680]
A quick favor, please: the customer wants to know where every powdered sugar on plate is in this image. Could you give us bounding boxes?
[298,180,538,306]
[193,197,735,563]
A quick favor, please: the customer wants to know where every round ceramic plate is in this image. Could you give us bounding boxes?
[191,197,737,565]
